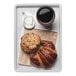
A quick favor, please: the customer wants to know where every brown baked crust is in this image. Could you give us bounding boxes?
[41,40,55,50]
[30,40,57,68]
[20,33,41,53]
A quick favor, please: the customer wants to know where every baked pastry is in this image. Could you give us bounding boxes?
[20,33,41,53]
[30,40,57,68]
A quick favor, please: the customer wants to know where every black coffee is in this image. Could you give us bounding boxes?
[37,6,55,23]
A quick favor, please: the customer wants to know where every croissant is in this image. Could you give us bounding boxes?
[30,40,57,68]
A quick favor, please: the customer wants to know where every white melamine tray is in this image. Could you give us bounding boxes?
[14,4,62,72]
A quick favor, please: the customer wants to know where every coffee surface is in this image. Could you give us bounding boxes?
[37,7,54,23]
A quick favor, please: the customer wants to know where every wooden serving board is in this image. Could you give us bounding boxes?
[18,29,57,66]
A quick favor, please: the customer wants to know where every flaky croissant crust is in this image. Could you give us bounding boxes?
[30,40,57,68]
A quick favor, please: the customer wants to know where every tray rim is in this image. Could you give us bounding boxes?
[15,4,61,8]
